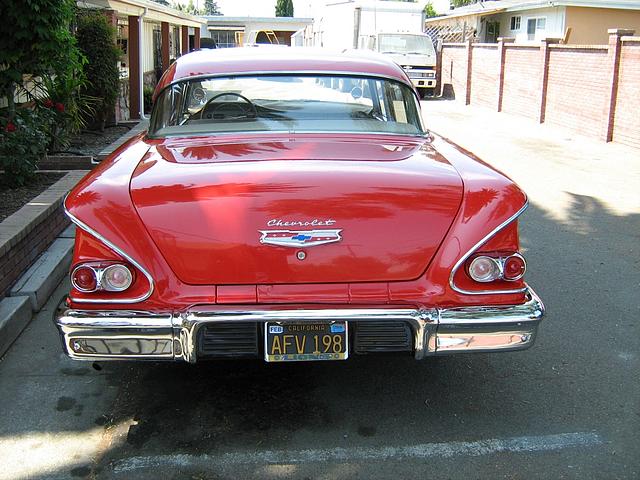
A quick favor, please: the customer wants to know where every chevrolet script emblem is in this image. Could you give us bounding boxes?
[259,229,343,248]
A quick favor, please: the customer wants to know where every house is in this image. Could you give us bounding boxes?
[425,0,640,44]
[203,16,313,48]
[80,0,205,121]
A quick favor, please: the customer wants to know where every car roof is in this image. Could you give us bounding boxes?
[153,47,412,98]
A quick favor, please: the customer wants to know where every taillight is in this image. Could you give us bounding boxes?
[71,266,98,292]
[101,264,133,291]
[503,254,526,281]
[468,256,502,282]
[467,253,526,283]
[70,263,134,293]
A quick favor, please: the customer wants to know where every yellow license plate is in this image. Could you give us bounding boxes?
[264,322,348,362]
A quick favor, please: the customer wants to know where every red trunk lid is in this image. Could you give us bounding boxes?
[130,136,463,285]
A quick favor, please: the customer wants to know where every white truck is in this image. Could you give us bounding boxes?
[316,1,437,97]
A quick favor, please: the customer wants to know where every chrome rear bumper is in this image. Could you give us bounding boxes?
[54,287,544,362]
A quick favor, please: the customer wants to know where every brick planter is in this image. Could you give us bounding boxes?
[0,171,87,298]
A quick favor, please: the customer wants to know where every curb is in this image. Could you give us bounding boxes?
[0,225,75,359]
[10,237,74,312]
[0,296,31,358]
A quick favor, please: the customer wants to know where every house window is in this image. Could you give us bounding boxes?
[210,29,242,48]
[527,17,546,40]
[510,16,521,31]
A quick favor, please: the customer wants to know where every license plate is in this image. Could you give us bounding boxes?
[264,322,348,362]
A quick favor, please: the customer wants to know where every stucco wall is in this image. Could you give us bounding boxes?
[565,7,640,44]
[497,7,565,42]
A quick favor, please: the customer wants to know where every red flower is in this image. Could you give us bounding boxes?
[55,102,65,113]
[5,122,17,133]
[44,99,54,108]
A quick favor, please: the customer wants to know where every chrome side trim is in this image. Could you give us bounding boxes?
[449,201,530,296]
[64,204,155,304]
[53,287,544,362]
[438,286,545,325]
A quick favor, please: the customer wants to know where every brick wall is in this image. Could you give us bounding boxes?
[440,44,467,100]
[0,206,69,298]
[439,29,638,148]
[0,172,84,300]
[502,46,541,120]
[545,46,609,138]
[612,39,640,149]
[470,45,499,109]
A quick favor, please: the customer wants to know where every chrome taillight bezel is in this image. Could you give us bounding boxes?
[466,253,527,283]
[449,202,530,296]
[71,263,134,293]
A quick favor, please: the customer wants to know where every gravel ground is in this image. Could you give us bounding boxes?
[0,124,131,221]
[0,172,64,222]
[65,125,132,156]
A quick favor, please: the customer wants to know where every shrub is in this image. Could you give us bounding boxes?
[0,0,79,117]
[143,85,154,115]
[76,11,121,129]
[36,72,95,151]
[0,110,48,187]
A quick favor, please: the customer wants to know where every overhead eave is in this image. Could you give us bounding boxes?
[427,0,640,23]
[78,0,203,27]
[425,7,506,23]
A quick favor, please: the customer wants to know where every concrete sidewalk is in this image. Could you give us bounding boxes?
[421,99,640,220]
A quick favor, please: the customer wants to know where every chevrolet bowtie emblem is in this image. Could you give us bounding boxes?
[259,229,343,248]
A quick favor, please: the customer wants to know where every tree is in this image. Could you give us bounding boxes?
[204,0,221,15]
[0,0,80,117]
[275,0,294,17]
[451,0,477,7]
[424,2,438,18]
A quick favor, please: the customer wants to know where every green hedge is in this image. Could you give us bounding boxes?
[76,11,121,129]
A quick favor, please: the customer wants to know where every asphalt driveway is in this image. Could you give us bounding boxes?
[0,100,638,480]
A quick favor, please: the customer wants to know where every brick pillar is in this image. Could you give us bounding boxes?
[465,39,473,105]
[161,21,170,71]
[602,28,635,142]
[538,38,560,124]
[104,9,117,28]
[194,27,201,50]
[181,25,189,55]
[128,15,141,120]
[496,37,515,112]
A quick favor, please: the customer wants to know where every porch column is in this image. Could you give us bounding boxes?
[181,25,189,55]
[161,21,170,71]
[128,15,141,120]
[194,27,201,49]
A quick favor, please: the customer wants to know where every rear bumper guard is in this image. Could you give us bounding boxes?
[54,287,545,362]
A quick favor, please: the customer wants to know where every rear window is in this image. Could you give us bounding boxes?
[149,74,425,137]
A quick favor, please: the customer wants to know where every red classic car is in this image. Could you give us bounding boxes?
[54,48,544,363]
